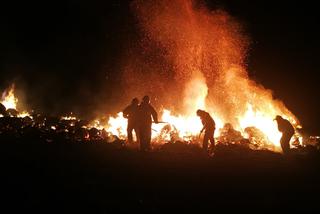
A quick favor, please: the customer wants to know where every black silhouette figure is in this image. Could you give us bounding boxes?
[123,98,140,144]
[197,109,215,152]
[137,96,158,151]
[274,115,294,154]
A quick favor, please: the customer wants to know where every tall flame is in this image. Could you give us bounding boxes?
[102,0,302,151]
[1,84,18,110]
[183,72,208,115]
[1,84,31,118]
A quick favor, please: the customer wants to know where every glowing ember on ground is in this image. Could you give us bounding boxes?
[61,116,77,121]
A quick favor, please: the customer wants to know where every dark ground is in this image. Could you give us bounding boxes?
[1,138,320,213]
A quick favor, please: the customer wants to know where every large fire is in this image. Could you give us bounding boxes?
[101,0,301,151]
[0,0,304,153]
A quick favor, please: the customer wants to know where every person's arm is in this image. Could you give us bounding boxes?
[201,118,208,132]
[122,106,130,118]
[200,126,205,134]
[150,106,158,123]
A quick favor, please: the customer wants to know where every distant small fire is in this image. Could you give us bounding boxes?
[1,84,31,118]
[1,84,18,110]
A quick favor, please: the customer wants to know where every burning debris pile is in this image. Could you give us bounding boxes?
[0,85,123,145]
[99,0,312,152]
[114,0,307,152]
[0,84,318,153]
[0,84,29,118]
[0,0,318,153]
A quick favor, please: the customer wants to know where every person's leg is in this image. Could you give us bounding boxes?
[127,123,133,143]
[203,132,209,152]
[138,126,146,151]
[145,125,152,151]
[281,134,292,154]
[208,129,215,148]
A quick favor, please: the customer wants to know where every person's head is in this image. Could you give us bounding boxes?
[131,98,139,105]
[274,115,283,122]
[142,95,150,104]
[196,109,205,117]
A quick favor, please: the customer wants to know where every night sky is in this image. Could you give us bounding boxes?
[1,0,319,134]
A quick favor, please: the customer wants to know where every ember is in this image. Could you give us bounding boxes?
[2,1,320,212]
[99,0,302,152]
[0,0,313,154]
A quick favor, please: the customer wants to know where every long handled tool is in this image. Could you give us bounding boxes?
[152,121,169,124]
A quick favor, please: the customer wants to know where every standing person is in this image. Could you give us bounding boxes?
[197,109,216,152]
[274,115,295,154]
[123,98,139,144]
[138,95,158,151]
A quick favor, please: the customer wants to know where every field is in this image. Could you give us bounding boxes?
[1,137,320,213]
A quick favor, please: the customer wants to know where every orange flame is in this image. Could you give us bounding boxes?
[1,84,31,118]
[101,0,301,151]
[1,84,18,110]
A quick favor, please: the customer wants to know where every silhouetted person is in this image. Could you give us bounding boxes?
[138,96,158,151]
[123,98,139,144]
[197,109,215,152]
[274,115,294,154]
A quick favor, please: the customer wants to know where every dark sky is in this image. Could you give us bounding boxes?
[0,0,319,134]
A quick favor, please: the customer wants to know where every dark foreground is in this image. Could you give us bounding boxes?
[1,138,320,213]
